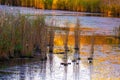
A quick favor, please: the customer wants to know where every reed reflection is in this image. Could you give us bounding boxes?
[89,60,93,80]
[62,51,69,80]
[73,50,80,80]
[19,60,27,80]
[48,52,54,79]
[40,61,46,80]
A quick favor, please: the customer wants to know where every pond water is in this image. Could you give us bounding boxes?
[0,5,120,35]
[0,45,120,80]
[0,5,120,80]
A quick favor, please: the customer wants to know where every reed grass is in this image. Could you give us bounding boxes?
[74,18,81,50]
[48,19,55,53]
[0,11,48,60]
[64,21,70,51]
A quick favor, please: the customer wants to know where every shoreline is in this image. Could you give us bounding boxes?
[0,5,120,18]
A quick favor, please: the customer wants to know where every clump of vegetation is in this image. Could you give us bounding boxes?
[0,11,48,60]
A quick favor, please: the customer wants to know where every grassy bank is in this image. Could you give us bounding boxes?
[0,12,48,61]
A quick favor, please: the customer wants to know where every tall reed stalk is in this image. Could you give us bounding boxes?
[74,18,81,50]
[48,18,55,53]
[90,32,95,58]
[64,21,70,51]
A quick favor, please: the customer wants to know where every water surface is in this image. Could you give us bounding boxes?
[0,5,120,35]
[0,45,120,80]
[0,5,120,80]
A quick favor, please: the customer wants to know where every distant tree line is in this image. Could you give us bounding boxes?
[0,0,21,6]
[0,0,120,16]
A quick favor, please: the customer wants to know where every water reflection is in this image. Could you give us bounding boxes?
[61,51,69,80]
[48,52,53,80]
[18,60,47,80]
[89,61,93,80]
[63,62,68,80]
[0,45,120,80]
[73,50,80,80]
